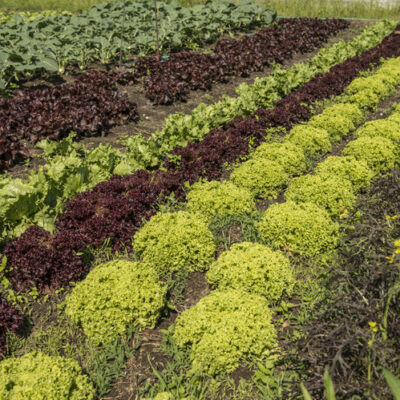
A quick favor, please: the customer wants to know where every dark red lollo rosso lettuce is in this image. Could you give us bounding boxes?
[0,294,23,359]
[0,80,139,172]
[4,25,400,294]
[3,226,88,293]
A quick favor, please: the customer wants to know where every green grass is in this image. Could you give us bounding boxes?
[1,0,399,19]
[265,0,400,19]
[0,0,103,11]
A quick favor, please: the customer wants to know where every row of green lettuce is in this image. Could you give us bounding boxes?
[147,56,400,380]
[140,57,400,399]
[0,20,395,244]
[2,53,399,400]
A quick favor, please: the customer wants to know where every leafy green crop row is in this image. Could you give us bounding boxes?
[161,56,400,376]
[0,20,394,244]
[0,0,276,89]
[60,55,400,377]
[3,36,400,400]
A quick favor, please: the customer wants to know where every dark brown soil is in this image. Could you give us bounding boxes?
[8,21,368,180]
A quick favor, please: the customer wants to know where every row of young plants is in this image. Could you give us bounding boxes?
[2,22,400,296]
[1,52,398,399]
[97,18,348,105]
[0,0,277,90]
[0,20,395,244]
[0,17,349,173]
[138,58,400,399]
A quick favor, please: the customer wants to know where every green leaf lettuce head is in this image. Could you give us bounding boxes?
[308,109,354,144]
[252,141,306,176]
[342,136,398,174]
[258,201,339,260]
[230,158,289,199]
[355,119,400,142]
[173,289,277,375]
[206,242,295,304]
[186,180,256,220]
[133,211,216,274]
[65,260,167,346]
[284,174,356,219]
[286,125,331,162]
[314,155,374,193]
[0,352,95,400]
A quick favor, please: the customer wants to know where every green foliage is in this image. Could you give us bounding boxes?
[342,136,398,174]
[186,180,256,220]
[133,211,216,274]
[0,0,276,86]
[206,242,295,304]
[308,109,354,144]
[65,260,166,346]
[314,155,374,193]
[142,393,174,400]
[0,351,95,399]
[230,158,289,199]
[252,141,307,176]
[0,21,393,242]
[346,75,394,98]
[284,174,356,219]
[388,113,400,125]
[258,201,339,260]
[377,58,400,83]
[383,368,400,400]
[0,133,125,241]
[347,89,380,111]
[173,289,277,375]
[322,102,365,125]
[286,125,331,162]
[355,119,400,142]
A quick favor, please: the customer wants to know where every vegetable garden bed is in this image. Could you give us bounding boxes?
[1,9,400,400]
